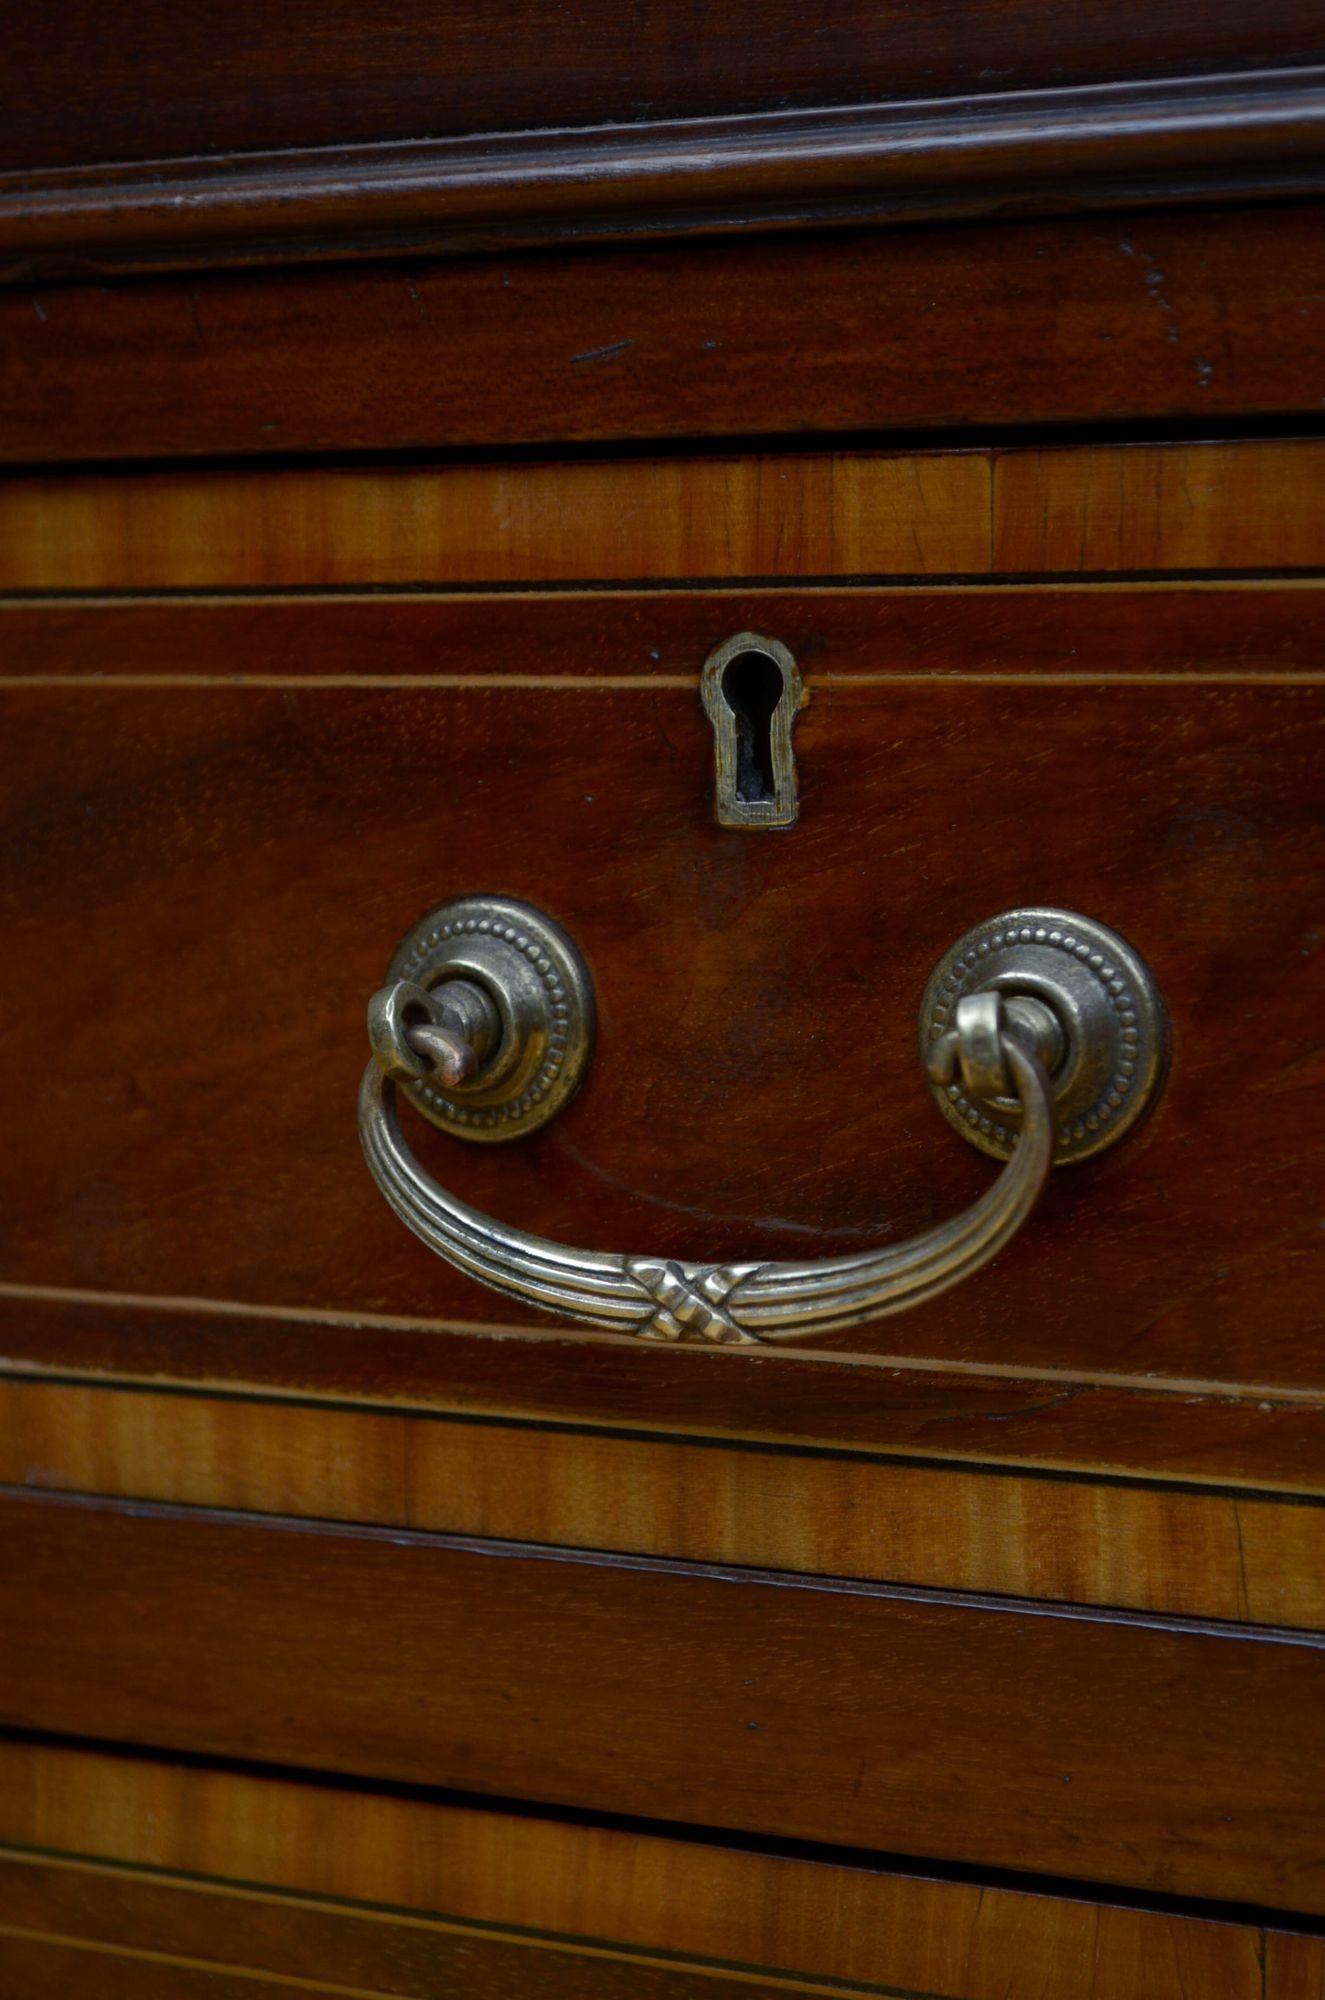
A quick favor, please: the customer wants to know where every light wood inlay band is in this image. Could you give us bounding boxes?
[3,1376,1324,1626]
[1,441,1322,590]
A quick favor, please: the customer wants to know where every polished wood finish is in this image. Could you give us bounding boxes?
[3,441,1322,589]
[0,1937,358,2000]
[7,1,1322,176]
[6,1292,1325,1493]
[4,1375,1324,1623]
[3,1489,1324,1910]
[9,71,1325,282]
[995,443,1325,571]
[7,206,1325,464]
[1,666,1321,1412]
[0,1854,833,2000]
[0,452,992,590]
[0,1742,1298,2000]
[1269,1936,1325,1997]
[8,0,1325,1966]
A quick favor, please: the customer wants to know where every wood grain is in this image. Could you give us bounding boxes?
[0,453,992,590]
[1,677,1322,1407]
[2,442,1322,589]
[0,1861,838,2000]
[5,0,1321,174]
[4,1375,1325,1624]
[4,1491,1325,1909]
[1269,1935,1325,1998]
[996,442,1325,571]
[6,206,1325,464]
[6,1292,1325,1493]
[0,1742,1291,2000]
[4,583,1325,684]
[0,1935,369,2000]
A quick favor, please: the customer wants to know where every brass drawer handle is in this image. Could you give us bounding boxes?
[359,901,1166,1346]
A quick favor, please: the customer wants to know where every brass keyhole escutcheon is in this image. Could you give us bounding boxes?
[700,631,804,829]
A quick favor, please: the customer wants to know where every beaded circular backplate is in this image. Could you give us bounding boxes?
[386,896,595,1143]
[918,907,1168,1166]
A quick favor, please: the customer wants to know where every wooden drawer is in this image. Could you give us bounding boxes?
[4,1740,1322,2000]
[1,433,1323,1966]
[4,1485,1325,1912]
[2,437,1324,1487]
[6,3,1325,1982]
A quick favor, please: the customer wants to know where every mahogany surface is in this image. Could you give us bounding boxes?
[6,1292,1325,1491]
[0,1851,823,2000]
[0,1743,1301,2000]
[5,441,1325,586]
[4,583,1325,682]
[6,1,1322,174]
[1,662,1321,1402]
[6,206,1325,464]
[3,1489,1325,1912]
[4,1375,1325,1624]
[4,0,1325,1962]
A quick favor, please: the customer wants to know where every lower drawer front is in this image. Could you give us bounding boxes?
[0,1740,1320,2000]
[2,1488,1323,1914]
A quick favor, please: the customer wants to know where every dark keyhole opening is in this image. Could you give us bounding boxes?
[722,649,784,803]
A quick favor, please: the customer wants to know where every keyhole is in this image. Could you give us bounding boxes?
[723,650,782,803]
[700,631,803,829]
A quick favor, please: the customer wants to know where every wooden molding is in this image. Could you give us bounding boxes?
[4,65,1325,281]
[4,1290,1325,1494]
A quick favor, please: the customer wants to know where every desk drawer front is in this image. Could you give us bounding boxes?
[2,580,1322,1414]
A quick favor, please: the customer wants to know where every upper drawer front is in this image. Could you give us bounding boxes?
[1,441,1323,1478]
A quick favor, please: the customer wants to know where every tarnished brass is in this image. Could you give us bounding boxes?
[371,895,595,1143]
[700,632,804,829]
[918,906,1168,1164]
[360,900,1168,1341]
[367,976,500,1087]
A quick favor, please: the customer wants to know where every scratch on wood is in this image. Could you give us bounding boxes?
[570,338,635,366]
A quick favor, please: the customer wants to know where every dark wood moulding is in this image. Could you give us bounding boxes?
[4,68,1325,281]
[5,0,1324,178]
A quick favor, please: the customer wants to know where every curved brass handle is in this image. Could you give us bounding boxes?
[357,899,1166,1346]
[360,1018,1052,1344]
